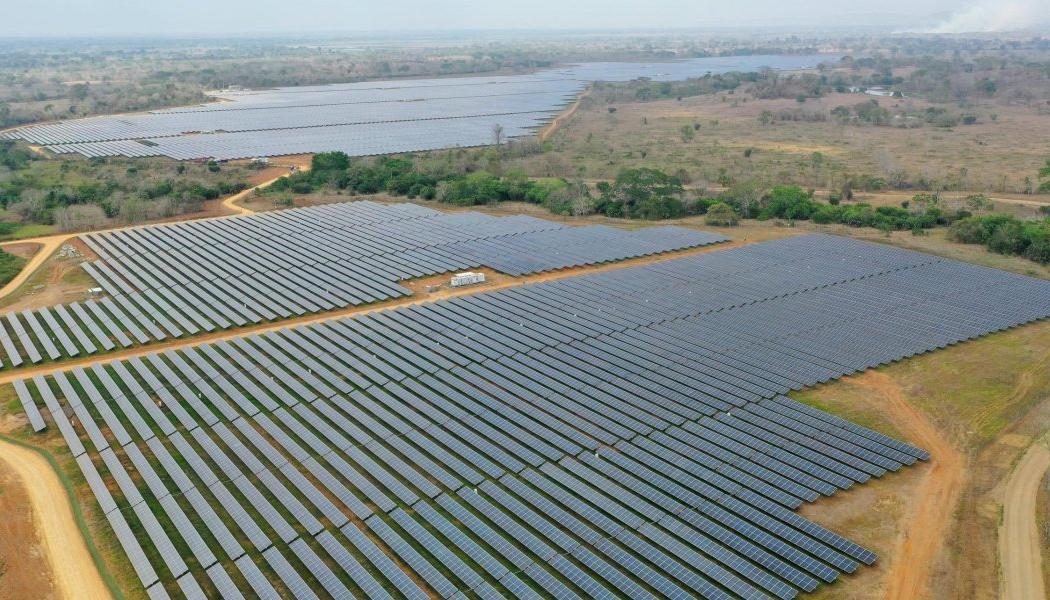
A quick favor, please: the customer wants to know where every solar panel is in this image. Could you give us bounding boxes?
[21,234,1050,599]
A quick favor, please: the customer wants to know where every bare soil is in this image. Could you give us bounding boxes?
[999,441,1050,600]
[0,435,110,600]
[0,239,97,313]
[2,243,40,261]
[0,456,57,600]
[848,372,967,600]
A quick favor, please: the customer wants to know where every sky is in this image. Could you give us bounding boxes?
[3,0,1047,36]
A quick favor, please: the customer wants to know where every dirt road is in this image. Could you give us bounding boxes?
[0,438,111,600]
[539,88,590,141]
[0,235,68,300]
[222,158,312,216]
[999,440,1050,600]
[847,371,967,600]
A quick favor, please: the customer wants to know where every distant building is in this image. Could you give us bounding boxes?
[864,86,902,98]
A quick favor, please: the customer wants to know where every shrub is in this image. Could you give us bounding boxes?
[948,218,988,243]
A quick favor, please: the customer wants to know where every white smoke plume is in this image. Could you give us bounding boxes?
[923,0,1050,33]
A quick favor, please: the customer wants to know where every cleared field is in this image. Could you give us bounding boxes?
[11,234,1050,599]
[0,201,723,369]
[514,91,1050,194]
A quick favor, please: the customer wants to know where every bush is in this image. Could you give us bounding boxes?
[987,221,1027,254]
[948,214,1050,264]
[948,217,988,244]
[704,202,739,226]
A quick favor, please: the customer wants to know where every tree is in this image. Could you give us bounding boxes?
[704,202,739,226]
[723,180,763,218]
[594,168,685,220]
[54,205,107,232]
[312,151,350,172]
[841,180,854,201]
[492,123,505,147]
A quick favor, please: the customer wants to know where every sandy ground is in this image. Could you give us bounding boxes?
[0,438,110,600]
[0,457,56,600]
[845,371,967,600]
[999,441,1050,600]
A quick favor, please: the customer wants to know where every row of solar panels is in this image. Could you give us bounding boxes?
[3,54,831,160]
[19,234,1048,598]
[11,112,558,160]
[1,90,580,145]
[160,54,828,114]
[4,55,832,144]
[163,76,586,113]
[0,203,725,369]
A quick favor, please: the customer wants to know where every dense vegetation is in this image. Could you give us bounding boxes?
[0,141,248,232]
[949,214,1050,264]
[269,152,591,215]
[716,185,977,232]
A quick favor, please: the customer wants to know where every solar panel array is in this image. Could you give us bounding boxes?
[0,201,724,368]
[2,54,831,160]
[16,234,1050,599]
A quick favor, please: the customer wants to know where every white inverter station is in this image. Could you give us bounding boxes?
[450,271,486,287]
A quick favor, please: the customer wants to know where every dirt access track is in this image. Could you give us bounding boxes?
[846,371,967,600]
[0,238,757,387]
[0,437,112,600]
[999,440,1050,600]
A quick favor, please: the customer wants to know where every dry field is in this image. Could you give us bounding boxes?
[510,90,1050,196]
[796,317,1050,599]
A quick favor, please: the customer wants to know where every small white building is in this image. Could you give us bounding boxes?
[450,272,486,287]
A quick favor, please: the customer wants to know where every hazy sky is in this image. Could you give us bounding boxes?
[4,0,1047,36]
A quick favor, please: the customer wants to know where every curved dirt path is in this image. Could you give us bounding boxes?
[0,438,112,600]
[221,183,259,216]
[999,440,1050,600]
[0,235,69,300]
[222,159,312,216]
[847,371,967,600]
